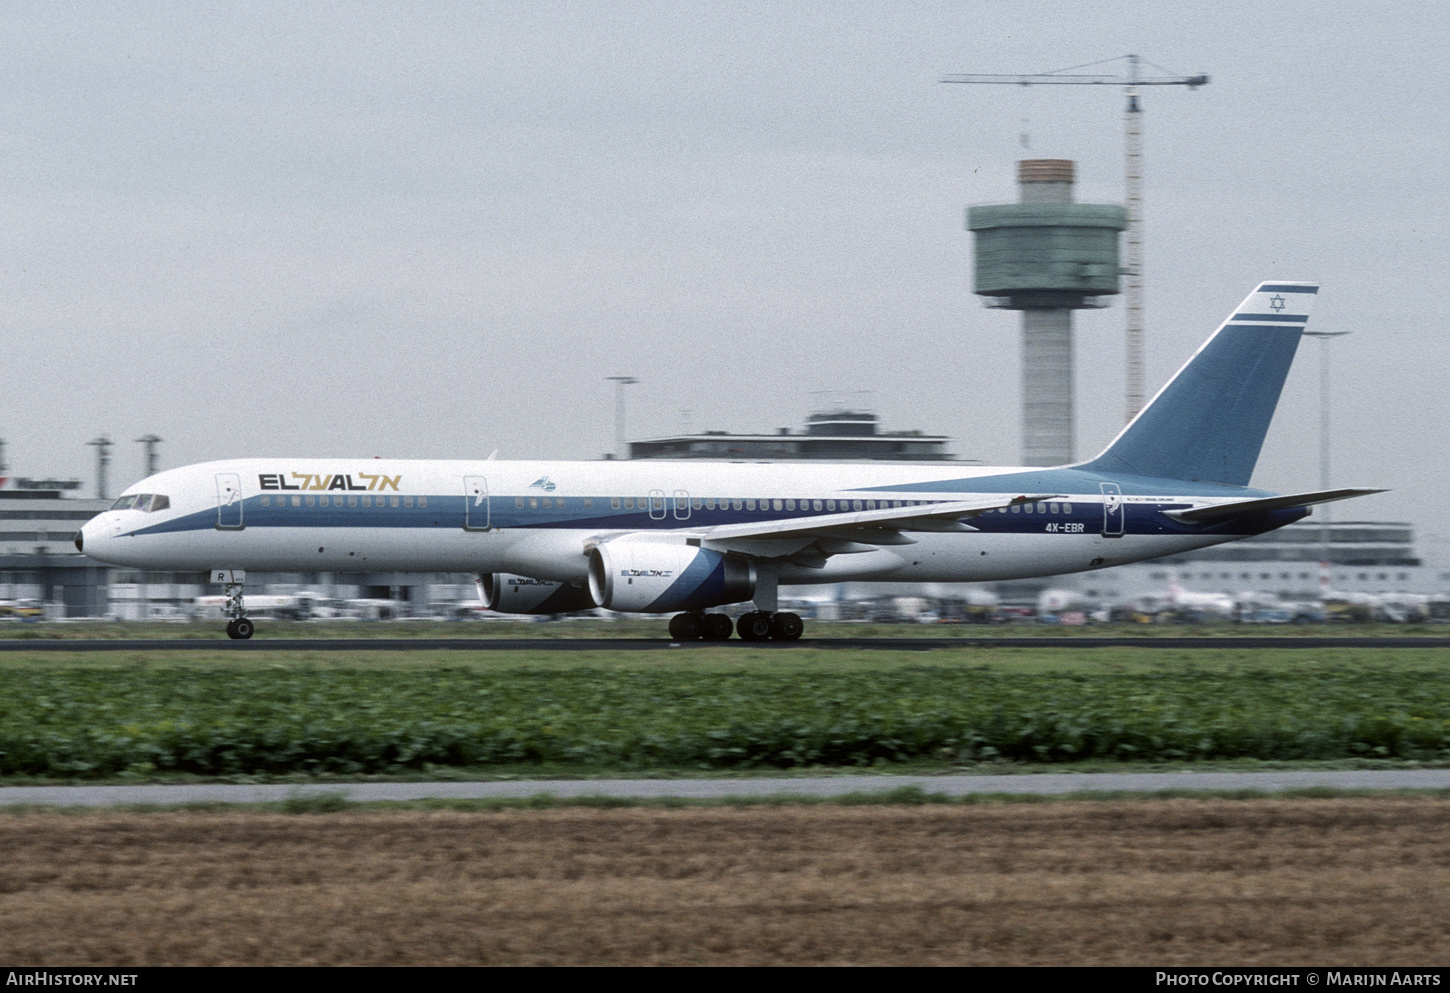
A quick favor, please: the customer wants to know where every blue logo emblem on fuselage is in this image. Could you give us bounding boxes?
[529,476,557,492]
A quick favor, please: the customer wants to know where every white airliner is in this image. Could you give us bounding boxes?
[78,282,1382,640]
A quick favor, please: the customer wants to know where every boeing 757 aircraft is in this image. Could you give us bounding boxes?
[78,282,1381,640]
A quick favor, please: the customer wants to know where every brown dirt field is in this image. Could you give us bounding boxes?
[1,797,1448,966]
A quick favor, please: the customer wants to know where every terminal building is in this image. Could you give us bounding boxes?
[0,481,110,617]
[1065,520,1427,604]
[629,410,960,463]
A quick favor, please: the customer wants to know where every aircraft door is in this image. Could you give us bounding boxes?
[215,473,244,530]
[673,490,691,520]
[1100,482,1125,537]
[464,476,491,531]
[648,489,666,521]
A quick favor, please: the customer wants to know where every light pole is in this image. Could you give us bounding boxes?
[88,436,113,501]
[1303,330,1349,590]
[605,376,638,459]
[135,434,162,478]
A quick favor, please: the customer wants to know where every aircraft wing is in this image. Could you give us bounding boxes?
[703,493,1060,540]
[1164,487,1387,524]
[673,493,1063,561]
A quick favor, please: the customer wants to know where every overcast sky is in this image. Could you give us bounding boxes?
[4,2,1447,558]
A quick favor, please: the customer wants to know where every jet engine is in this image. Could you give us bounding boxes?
[479,573,596,615]
[588,540,755,613]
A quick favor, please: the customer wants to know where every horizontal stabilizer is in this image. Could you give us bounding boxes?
[1164,488,1387,524]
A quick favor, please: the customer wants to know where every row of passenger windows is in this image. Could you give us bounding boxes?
[511,496,945,512]
[252,494,1076,515]
[995,502,1073,515]
[507,496,1077,514]
[259,494,424,508]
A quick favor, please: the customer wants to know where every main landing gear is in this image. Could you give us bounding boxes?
[668,612,731,640]
[668,611,804,641]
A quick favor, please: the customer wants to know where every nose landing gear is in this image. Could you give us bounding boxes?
[213,570,254,640]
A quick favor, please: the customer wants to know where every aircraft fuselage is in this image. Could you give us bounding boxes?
[80,457,1302,584]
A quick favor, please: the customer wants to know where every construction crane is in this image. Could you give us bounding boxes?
[943,55,1208,421]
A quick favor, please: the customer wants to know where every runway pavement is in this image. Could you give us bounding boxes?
[3,769,1450,807]
[4,636,1450,650]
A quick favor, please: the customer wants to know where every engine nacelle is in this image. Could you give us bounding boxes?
[479,573,596,615]
[588,540,756,613]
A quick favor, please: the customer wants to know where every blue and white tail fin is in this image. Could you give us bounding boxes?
[1082,281,1317,487]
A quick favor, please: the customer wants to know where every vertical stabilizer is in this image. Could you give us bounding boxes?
[1083,282,1316,486]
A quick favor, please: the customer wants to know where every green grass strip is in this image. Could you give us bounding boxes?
[5,657,1450,777]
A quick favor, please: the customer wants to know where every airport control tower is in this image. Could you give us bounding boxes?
[968,160,1126,466]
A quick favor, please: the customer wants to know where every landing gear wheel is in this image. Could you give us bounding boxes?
[668,613,703,640]
[221,578,250,641]
[737,611,772,641]
[701,613,734,641]
[769,612,804,641]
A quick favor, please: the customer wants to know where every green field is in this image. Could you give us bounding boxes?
[2,643,1449,780]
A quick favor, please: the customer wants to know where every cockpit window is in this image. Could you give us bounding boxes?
[113,494,171,513]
